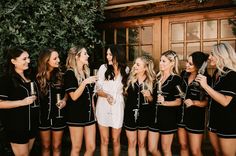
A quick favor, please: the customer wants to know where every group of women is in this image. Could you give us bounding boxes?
[0,42,236,156]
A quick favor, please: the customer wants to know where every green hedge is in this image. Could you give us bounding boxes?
[0,0,107,68]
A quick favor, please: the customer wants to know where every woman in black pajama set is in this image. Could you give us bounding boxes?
[124,55,156,156]
[149,50,181,156]
[196,42,236,156]
[178,51,211,156]
[64,46,97,156]
[0,48,39,156]
[37,48,67,156]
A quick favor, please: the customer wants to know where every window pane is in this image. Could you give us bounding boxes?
[221,19,235,38]
[105,29,114,44]
[171,23,184,41]
[187,42,200,56]
[203,42,217,53]
[141,45,152,55]
[221,40,236,50]
[171,43,184,60]
[129,27,139,44]
[203,20,217,39]
[117,28,126,44]
[187,22,200,40]
[141,26,153,44]
[129,46,139,61]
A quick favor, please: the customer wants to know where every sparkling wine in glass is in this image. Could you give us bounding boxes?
[93,69,98,76]
[192,61,208,87]
[156,81,162,95]
[106,93,113,116]
[155,81,162,123]
[156,81,163,103]
[56,93,63,118]
[30,82,39,108]
[176,85,186,99]
[142,82,149,105]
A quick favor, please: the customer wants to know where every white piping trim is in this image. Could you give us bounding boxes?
[217,132,236,137]
[65,87,77,92]
[219,90,236,95]
[159,129,177,133]
[0,95,8,98]
[66,120,96,126]
[185,127,204,133]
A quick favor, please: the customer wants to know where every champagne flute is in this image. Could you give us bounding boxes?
[93,69,98,76]
[176,85,186,99]
[142,82,149,105]
[106,93,114,116]
[156,81,163,104]
[56,93,63,118]
[92,69,99,90]
[30,82,39,108]
[192,61,208,87]
[89,69,98,88]
[155,81,162,123]
[176,85,186,123]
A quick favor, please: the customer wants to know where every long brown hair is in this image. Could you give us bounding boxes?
[36,48,62,95]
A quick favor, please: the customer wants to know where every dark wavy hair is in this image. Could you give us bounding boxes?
[189,51,209,75]
[3,47,31,86]
[105,45,128,85]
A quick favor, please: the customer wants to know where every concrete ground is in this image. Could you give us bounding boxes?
[0,128,215,156]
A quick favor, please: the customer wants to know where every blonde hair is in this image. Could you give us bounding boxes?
[212,42,236,74]
[156,50,179,80]
[66,46,90,84]
[125,54,156,93]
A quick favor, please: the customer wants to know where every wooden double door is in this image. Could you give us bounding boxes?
[98,8,236,70]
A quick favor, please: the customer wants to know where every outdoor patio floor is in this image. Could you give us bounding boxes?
[0,127,215,156]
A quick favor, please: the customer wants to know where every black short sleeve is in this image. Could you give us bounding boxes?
[219,71,236,97]
[0,76,10,100]
[64,70,78,93]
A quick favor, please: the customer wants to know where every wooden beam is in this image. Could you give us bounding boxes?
[104,0,235,20]
[105,0,170,10]
[108,0,140,6]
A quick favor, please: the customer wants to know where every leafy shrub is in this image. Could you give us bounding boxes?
[0,0,107,69]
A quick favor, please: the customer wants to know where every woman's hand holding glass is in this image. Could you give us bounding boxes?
[106,93,114,105]
[157,95,165,105]
[56,99,66,109]
[55,94,65,118]
[83,76,98,85]
[141,89,151,105]
[195,74,208,89]
[30,82,39,108]
[184,99,194,108]
[23,96,37,106]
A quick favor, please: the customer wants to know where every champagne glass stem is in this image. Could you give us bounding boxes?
[58,109,61,118]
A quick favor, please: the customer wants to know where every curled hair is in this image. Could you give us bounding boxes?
[66,46,90,84]
[105,45,128,86]
[212,42,236,74]
[125,54,156,93]
[156,50,179,80]
[36,48,63,95]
